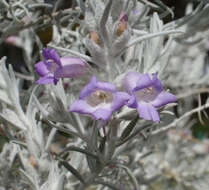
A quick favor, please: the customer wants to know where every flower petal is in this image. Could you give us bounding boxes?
[96,81,116,92]
[137,101,160,122]
[34,61,49,77]
[42,48,61,66]
[92,109,112,121]
[111,92,130,111]
[124,72,152,93]
[126,94,137,108]
[54,65,86,78]
[69,99,94,114]
[53,78,59,85]
[54,57,87,78]
[60,57,87,67]
[35,75,54,84]
[152,73,163,92]
[42,48,51,60]
[79,76,116,99]
[79,76,97,99]
[69,100,112,121]
[152,92,177,108]
[135,73,153,91]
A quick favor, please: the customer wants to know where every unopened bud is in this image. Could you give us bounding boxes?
[117,22,127,36]
[116,12,128,36]
[29,155,37,168]
[89,31,100,44]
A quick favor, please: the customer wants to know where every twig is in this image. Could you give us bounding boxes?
[126,30,184,50]
[176,88,209,99]
[44,119,87,142]
[198,94,205,125]
[45,128,57,152]
[1,0,9,8]
[152,103,209,136]
[52,0,62,14]
[28,3,53,10]
[93,180,119,190]
[116,30,184,57]
[14,72,34,81]
[48,44,94,63]
[117,124,151,147]
[117,164,140,190]
[0,16,45,43]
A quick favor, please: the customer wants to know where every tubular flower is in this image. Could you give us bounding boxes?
[124,72,177,122]
[70,76,130,122]
[35,48,87,85]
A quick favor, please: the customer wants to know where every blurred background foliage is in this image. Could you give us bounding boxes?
[0,0,209,189]
[1,0,209,141]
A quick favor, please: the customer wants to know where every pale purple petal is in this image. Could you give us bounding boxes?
[42,48,61,66]
[134,73,153,91]
[124,72,152,93]
[35,75,54,84]
[126,94,137,108]
[79,76,97,99]
[152,92,177,108]
[151,73,163,92]
[58,57,87,78]
[34,61,49,77]
[79,76,116,99]
[60,57,87,67]
[54,63,86,78]
[50,49,62,66]
[124,72,141,92]
[69,100,112,121]
[137,101,160,122]
[111,92,130,111]
[92,109,112,121]
[96,81,116,92]
[69,99,94,114]
[54,65,86,78]
[42,48,51,60]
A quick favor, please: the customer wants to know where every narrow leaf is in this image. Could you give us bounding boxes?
[18,169,38,190]
[120,116,139,141]
[59,160,86,184]
[99,136,106,154]
[117,123,151,147]
[86,153,98,173]
[59,146,99,160]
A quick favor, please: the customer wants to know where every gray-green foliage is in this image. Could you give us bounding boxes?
[0,0,209,190]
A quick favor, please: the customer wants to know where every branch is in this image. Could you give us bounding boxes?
[176,88,209,99]
[152,103,209,136]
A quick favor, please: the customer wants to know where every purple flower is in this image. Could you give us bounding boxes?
[124,72,177,122]
[35,48,87,85]
[70,76,130,122]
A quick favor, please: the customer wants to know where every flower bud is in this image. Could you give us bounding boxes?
[89,31,100,45]
[116,12,128,36]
